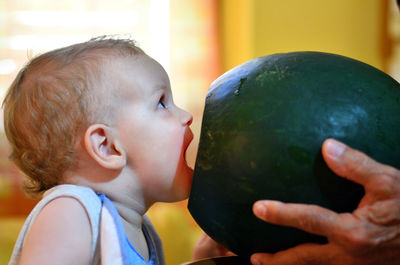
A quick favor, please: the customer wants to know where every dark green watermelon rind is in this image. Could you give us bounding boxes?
[189,51,400,257]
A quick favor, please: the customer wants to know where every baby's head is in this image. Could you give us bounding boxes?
[3,37,146,196]
[4,36,194,202]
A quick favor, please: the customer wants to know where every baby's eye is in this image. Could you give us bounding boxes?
[158,98,166,109]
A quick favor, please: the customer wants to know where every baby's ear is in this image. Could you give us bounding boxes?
[84,124,126,170]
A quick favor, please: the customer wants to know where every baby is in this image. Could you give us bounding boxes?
[4,36,212,265]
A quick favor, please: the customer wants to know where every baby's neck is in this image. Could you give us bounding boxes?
[104,178,152,261]
[113,198,150,261]
[107,190,147,225]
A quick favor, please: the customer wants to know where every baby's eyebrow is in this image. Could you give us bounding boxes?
[152,87,164,96]
[158,85,168,91]
[151,88,164,100]
[154,85,172,97]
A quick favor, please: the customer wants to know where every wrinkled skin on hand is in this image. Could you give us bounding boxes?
[251,138,400,265]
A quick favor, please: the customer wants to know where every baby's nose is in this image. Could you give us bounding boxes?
[180,109,193,126]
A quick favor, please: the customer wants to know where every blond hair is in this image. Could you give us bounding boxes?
[3,36,143,197]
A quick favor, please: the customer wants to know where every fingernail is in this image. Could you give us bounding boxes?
[326,139,345,158]
[251,257,261,265]
[254,202,267,217]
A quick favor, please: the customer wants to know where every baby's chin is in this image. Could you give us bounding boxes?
[182,164,194,191]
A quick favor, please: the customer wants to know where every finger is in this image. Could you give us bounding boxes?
[322,138,399,187]
[253,200,339,237]
[251,243,328,265]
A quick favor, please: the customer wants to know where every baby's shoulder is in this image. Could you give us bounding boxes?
[18,196,93,265]
[9,184,102,265]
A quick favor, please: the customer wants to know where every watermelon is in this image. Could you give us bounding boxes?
[188,51,400,257]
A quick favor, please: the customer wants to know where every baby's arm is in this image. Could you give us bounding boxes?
[18,197,92,265]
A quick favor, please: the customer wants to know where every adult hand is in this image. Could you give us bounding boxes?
[251,138,400,265]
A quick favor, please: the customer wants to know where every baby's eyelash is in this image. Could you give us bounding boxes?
[158,96,166,109]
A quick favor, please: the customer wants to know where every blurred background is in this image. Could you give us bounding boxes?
[0,0,399,264]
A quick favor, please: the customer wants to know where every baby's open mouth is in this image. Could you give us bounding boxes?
[183,126,194,150]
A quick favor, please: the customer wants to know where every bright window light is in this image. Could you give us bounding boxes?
[0,59,17,75]
[14,11,139,27]
[149,0,170,72]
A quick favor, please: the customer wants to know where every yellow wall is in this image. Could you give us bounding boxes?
[219,0,388,72]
